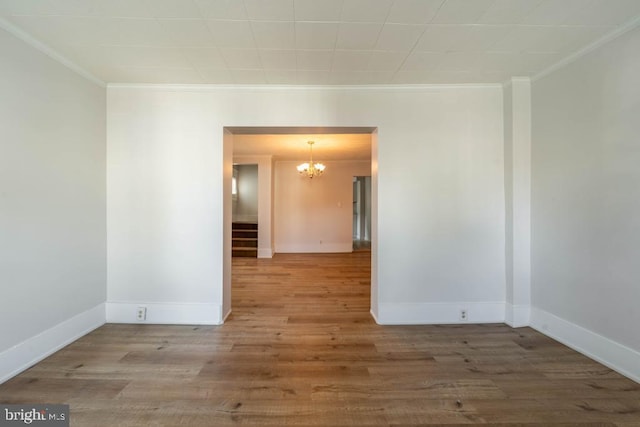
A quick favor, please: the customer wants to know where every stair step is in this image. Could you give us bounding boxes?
[233,239,257,248]
[233,231,258,239]
[232,247,258,258]
[232,222,258,230]
[231,222,258,257]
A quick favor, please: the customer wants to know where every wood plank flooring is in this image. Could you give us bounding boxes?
[1,252,640,426]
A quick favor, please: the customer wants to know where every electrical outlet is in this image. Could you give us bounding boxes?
[136,306,147,321]
[460,309,468,321]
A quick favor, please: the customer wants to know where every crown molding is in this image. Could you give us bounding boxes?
[106,82,503,91]
[0,16,105,88]
[532,15,640,83]
[502,76,532,89]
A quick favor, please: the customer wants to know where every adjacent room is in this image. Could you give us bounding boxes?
[1,0,639,425]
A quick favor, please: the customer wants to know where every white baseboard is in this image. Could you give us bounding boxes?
[275,243,353,253]
[370,309,380,324]
[258,248,274,258]
[376,302,505,325]
[106,302,223,325]
[0,303,105,384]
[530,307,640,383]
[505,303,531,328]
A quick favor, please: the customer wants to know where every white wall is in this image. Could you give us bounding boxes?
[376,89,506,323]
[275,160,370,253]
[106,85,505,325]
[0,28,106,382]
[531,26,640,381]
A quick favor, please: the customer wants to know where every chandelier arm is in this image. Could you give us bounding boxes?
[296,140,324,178]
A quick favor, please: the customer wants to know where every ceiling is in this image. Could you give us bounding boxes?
[2,0,640,85]
[232,131,373,161]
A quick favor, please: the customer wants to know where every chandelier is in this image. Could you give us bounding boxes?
[296,141,325,178]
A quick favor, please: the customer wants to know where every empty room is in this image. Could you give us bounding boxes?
[1,0,639,425]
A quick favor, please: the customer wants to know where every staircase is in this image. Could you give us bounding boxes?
[232,222,258,257]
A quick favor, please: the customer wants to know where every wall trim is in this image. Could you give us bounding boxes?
[106,302,223,325]
[376,302,505,325]
[0,304,105,384]
[532,15,640,83]
[0,17,105,87]
[369,309,380,324]
[107,83,503,91]
[505,303,531,328]
[258,248,274,258]
[275,243,353,253]
[502,76,531,89]
[530,307,640,384]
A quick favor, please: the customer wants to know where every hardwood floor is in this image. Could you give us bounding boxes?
[1,252,639,426]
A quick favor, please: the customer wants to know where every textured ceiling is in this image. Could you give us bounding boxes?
[2,0,640,85]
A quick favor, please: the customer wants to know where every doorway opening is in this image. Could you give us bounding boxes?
[223,126,379,322]
[352,176,372,252]
[232,164,258,258]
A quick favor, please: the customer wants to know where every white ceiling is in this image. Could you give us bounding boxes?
[2,0,640,85]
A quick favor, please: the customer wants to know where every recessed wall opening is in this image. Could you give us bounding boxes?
[353,176,372,252]
[222,126,378,322]
[231,164,258,258]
